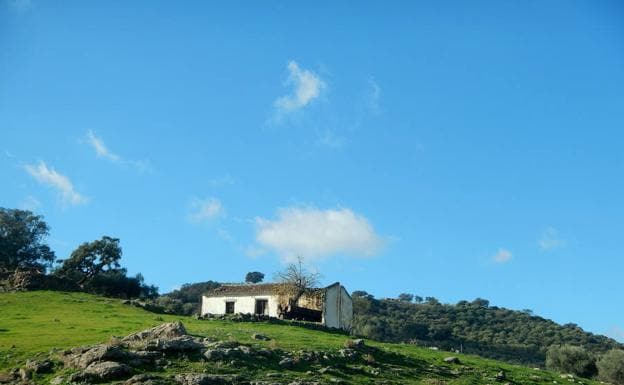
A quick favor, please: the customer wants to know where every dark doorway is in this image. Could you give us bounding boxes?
[225,301,235,314]
[255,299,268,315]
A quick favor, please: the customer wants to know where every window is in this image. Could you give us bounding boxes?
[255,299,268,315]
[225,301,235,314]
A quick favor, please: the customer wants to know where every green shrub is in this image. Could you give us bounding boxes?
[597,349,624,385]
[545,345,597,378]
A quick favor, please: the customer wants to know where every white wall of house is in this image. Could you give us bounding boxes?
[322,284,353,331]
[201,295,280,317]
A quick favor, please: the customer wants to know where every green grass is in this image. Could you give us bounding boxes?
[0,291,600,384]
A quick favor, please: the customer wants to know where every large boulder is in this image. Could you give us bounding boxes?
[70,361,132,382]
[63,344,128,369]
[122,322,204,352]
[123,322,187,343]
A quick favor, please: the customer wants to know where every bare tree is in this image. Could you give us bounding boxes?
[275,255,320,291]
[274,256,321,306]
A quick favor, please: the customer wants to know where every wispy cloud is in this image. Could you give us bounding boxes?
[607,326,624,342]
[254,206,384,262]
[274,61,325,114]
[86,130,120,162]
[492,248,512,263]
[84,130,152,172]
[188,197,225,223]
[24,161,87,206]
[367,78,381,115]
[19,196,41,211]
[539,227,566,251]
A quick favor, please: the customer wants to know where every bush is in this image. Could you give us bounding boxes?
[545,345,597,378]
[597,349,624,385]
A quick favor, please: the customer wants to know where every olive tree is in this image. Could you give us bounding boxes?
[546,345,597,378]
[598,349,624,385]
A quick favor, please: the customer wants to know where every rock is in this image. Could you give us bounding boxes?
[125,350,163,367]
[344,339,365,349]
[122,322,188,348]
[252,333,270,341]
[50,377,65,385]
[124,373,172,385]
[143,336,204,352]
[205,341,240,349]
[63,344,127,369]
[18,368,32,381]
[279,357,295,368]
[444,356,461,364]
[25,359,53,373]
[71,361,132,382]
[174,373,238,385]
[338,348,358,360]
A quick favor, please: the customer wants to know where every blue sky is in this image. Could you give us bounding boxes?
[1,1,623,341]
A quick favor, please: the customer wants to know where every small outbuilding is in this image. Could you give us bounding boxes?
[201,282,353,331]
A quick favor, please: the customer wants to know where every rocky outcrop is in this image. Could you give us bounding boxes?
[3,322,384,385]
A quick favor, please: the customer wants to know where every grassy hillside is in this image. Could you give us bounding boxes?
[0,291,601,384]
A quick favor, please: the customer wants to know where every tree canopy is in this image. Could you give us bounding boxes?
[245,271,265,284]
[0,208,55,271]
[55,236,122,285]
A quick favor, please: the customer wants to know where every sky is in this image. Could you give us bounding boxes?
[1,1,623,342]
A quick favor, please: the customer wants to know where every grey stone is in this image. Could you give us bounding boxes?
[25,359,53,373]
[252,333,271,341]
[71,361,132,382]
[174,373,238,385]
[124,373,171,385]
[338,349,358,360]
[63,344,127,369]
[122,322,188,349]
[18,368,32,381]
[278,357,295,368]
[444,356,461,364]
[142,336,204,352]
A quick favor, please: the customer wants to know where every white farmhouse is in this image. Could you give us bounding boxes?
[201,282,353,331]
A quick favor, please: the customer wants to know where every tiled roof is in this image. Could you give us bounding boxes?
[203,283,330,297]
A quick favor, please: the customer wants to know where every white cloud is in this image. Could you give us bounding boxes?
[367,78,381,114]
[274,61,325,114]
[86,130,120,162]
[254,206,384,262]
[607,326,624,342]
[19,196,41,211]
[24,161,87,206]
[188,197,224,222]
[539,227,566,251]
[492,248,512,263]
[85,130,152,172]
